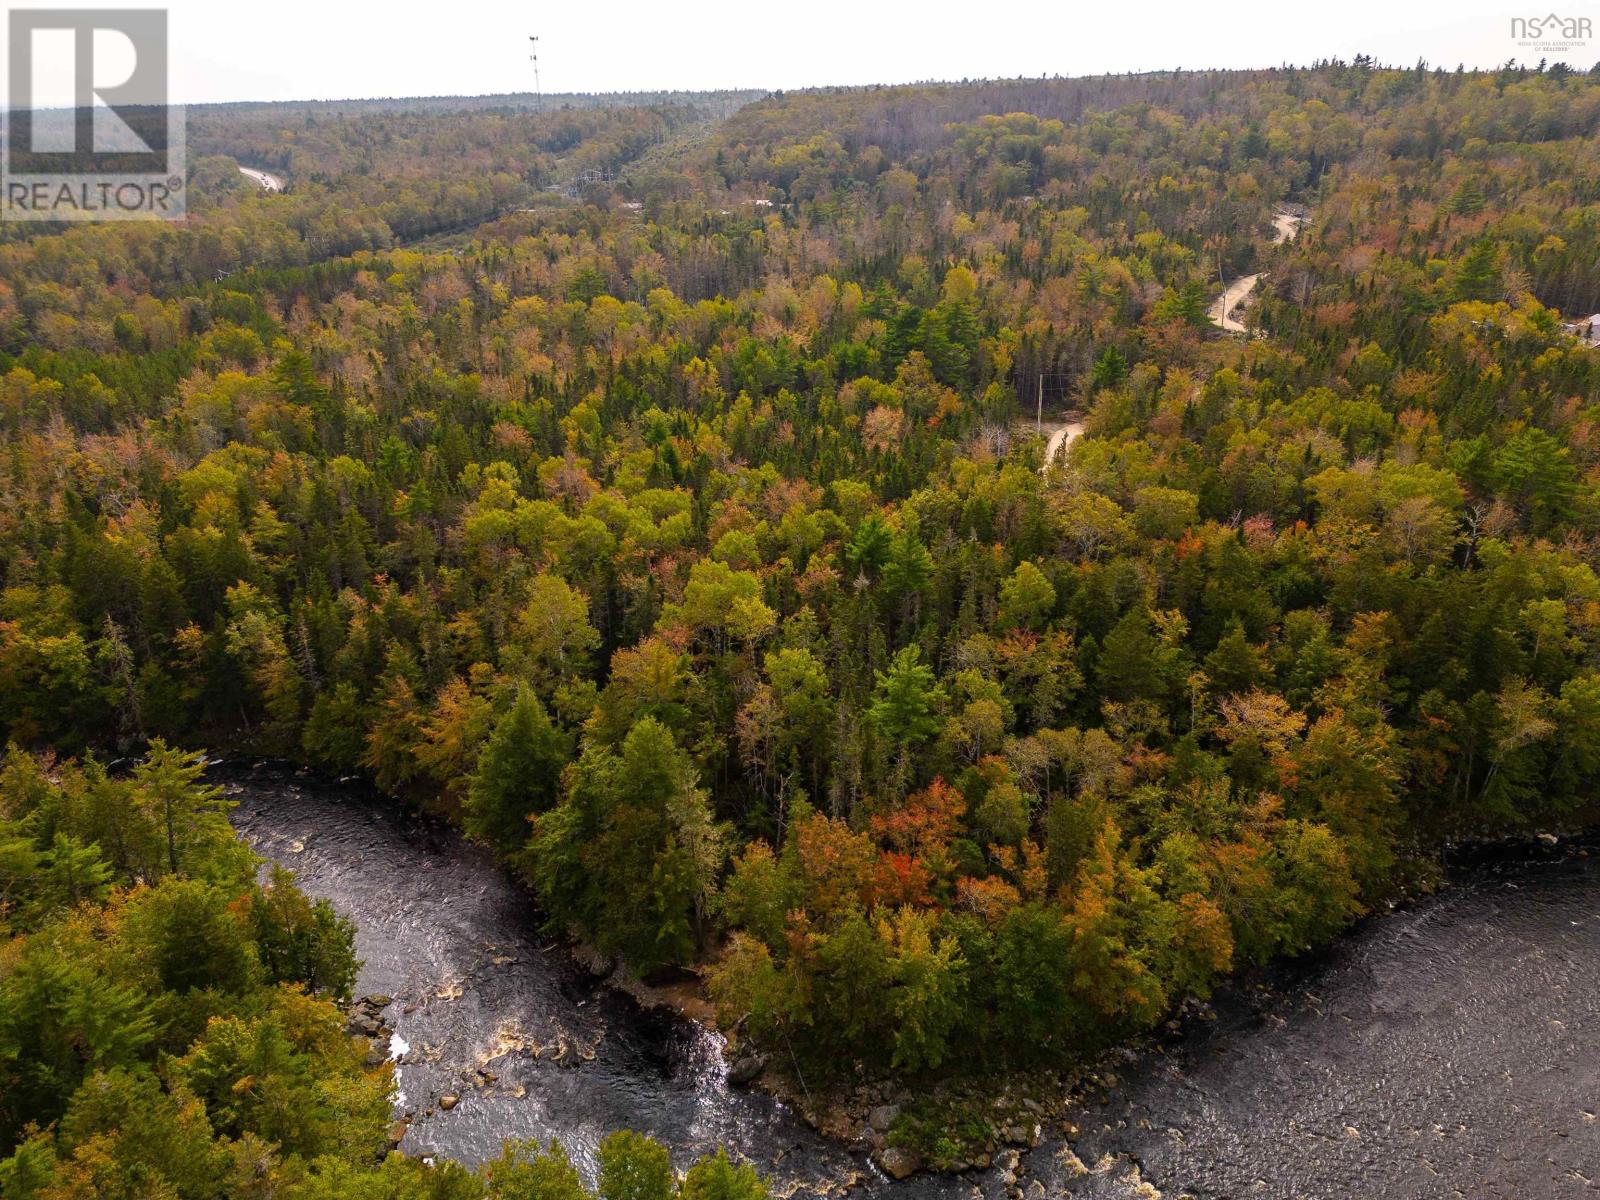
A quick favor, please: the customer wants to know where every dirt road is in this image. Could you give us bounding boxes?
[1270,208,1304,244]
[1209,207,1305,332]
[238,166,283,191]
[1208,273,1261,333]
[1040,419,1086,474]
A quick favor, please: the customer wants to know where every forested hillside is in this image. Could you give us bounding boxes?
[4,62,1600,1147]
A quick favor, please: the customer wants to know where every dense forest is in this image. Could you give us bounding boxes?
[5,59,1600,1187]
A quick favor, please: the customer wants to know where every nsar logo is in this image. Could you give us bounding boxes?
[1510,12,1593,51]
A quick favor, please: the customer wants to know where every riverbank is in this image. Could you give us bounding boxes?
[545,887,1062,1180]
[1043,832,1600,1199]
[219,759,1079,1185]
[220,755,1600,1194]
[221,763,877,1195]
[534,814,1600,1188]
[731,830,1600,1184]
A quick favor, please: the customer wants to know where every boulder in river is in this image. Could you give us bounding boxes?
[346,993,393,1038]
[726,1050,767,1087]
[1001,1122,1041,1148]
[874,1146,921,1180]
[569,943,615,978]
[867,1104,900,1132]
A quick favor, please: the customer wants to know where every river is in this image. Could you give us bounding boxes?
[227,767,1600,1199]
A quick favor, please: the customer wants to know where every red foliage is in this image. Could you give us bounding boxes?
[869,850,933,908]
[869,777,965,855]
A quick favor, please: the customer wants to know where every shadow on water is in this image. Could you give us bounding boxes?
[227,765,1600,1200]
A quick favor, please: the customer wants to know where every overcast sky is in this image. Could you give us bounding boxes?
[6,0,1597,106]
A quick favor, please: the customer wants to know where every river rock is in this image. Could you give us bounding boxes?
[439,1094,460,1111]
[570,943,614,978]
[995,1148,1021,1175]
[552,1036,595,1068]
[875,1147,921,1180]
[868,1103,900,1132]
[1057,1148,1090,1177]
[346,993,393,1038]
[727,1050,767,1086]
[1002,1121,1040,1147]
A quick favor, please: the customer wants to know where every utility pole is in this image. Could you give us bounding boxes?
[529,36,541,111]
[1218,244,1227,324]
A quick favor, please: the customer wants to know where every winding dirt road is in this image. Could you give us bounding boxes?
[1209,207,1304,332]
[1271,208,1305,244]
[238,166,283,191]
[1039,419,1085,475]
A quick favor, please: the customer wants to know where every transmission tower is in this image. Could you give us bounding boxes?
[529,36,541,111]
